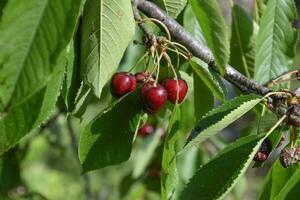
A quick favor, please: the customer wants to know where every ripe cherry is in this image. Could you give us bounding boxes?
[162,79,188,104]
[110,72,136,98]
[138,123,154,137]
[141,83,167,114]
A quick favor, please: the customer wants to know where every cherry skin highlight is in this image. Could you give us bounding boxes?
[162,79,188,104]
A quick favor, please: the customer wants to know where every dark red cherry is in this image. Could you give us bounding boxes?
[253,139,272,162]
[141,83,167,114]
[135,71,150,83]
[162,79,188,104]
[110,72,136,98]
[253,152,268,162]
[138,123,154,137]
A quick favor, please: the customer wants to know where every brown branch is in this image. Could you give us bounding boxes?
[134,0,272,96]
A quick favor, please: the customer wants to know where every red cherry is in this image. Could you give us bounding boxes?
[110,72,136,98]
[141,83,167,114]
[138,123,154,137]
[253,152,268,162]
[135,71,150,83]
[162,79,188,104]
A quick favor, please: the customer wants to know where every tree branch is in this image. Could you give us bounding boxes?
[135,0,272,96]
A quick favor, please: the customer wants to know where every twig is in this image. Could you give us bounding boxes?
[135,0,272,96]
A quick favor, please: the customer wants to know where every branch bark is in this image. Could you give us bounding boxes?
[135,0,271,96]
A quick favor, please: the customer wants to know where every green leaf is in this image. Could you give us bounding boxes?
[181,94,262,154]
[259,160,296,200]
[81,0,135,98]
[190,0,230,75]
[275,166,300,200]
[183,3,207,48]
[180,134,266,200]
[254,0,267,23]
[193,71,214,122]
[79,91,142,172]
[0,49,66,155]
[230,5,258,78]
[0,0,82,107]
[154,0,187,19]
[190,58,225,101]
[254,0,298,84]
[161,106,181,200]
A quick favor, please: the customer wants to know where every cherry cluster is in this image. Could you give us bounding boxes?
[110,71,188,114]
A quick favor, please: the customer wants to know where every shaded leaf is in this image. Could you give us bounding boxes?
[259,160,296,200]
[193,71,214,122]
[254,0,298,84]
[81,0,135,98]
[79,91,142,172]
[230,5,258,78]
[190,0,230,75]
[275,166,300,200]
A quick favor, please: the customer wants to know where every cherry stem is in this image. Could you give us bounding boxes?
[137,17,171,41]
[128,51,150,72]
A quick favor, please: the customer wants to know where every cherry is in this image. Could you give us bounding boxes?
[110,72,136,98]
[253,138,272,162]
[135,71,150,83]
[162,79,188,104]
[253,152,268,162]
[138,123,154,137]
[141,83,167,114]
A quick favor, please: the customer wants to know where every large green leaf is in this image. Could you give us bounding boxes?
[275,166,300,200]
[254,0,298,84]
[190,58,225,101]
[81,0,135,98]
[183,3,207,48]
[230,5,258,78]
[190,0,230,75]
[180,94,262,154]
[161,106,181,200]
[79,91,142,172]
[154,0,187,19]
[0,49,66,155]
[180,134,266,200]
[0,0,82,107]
